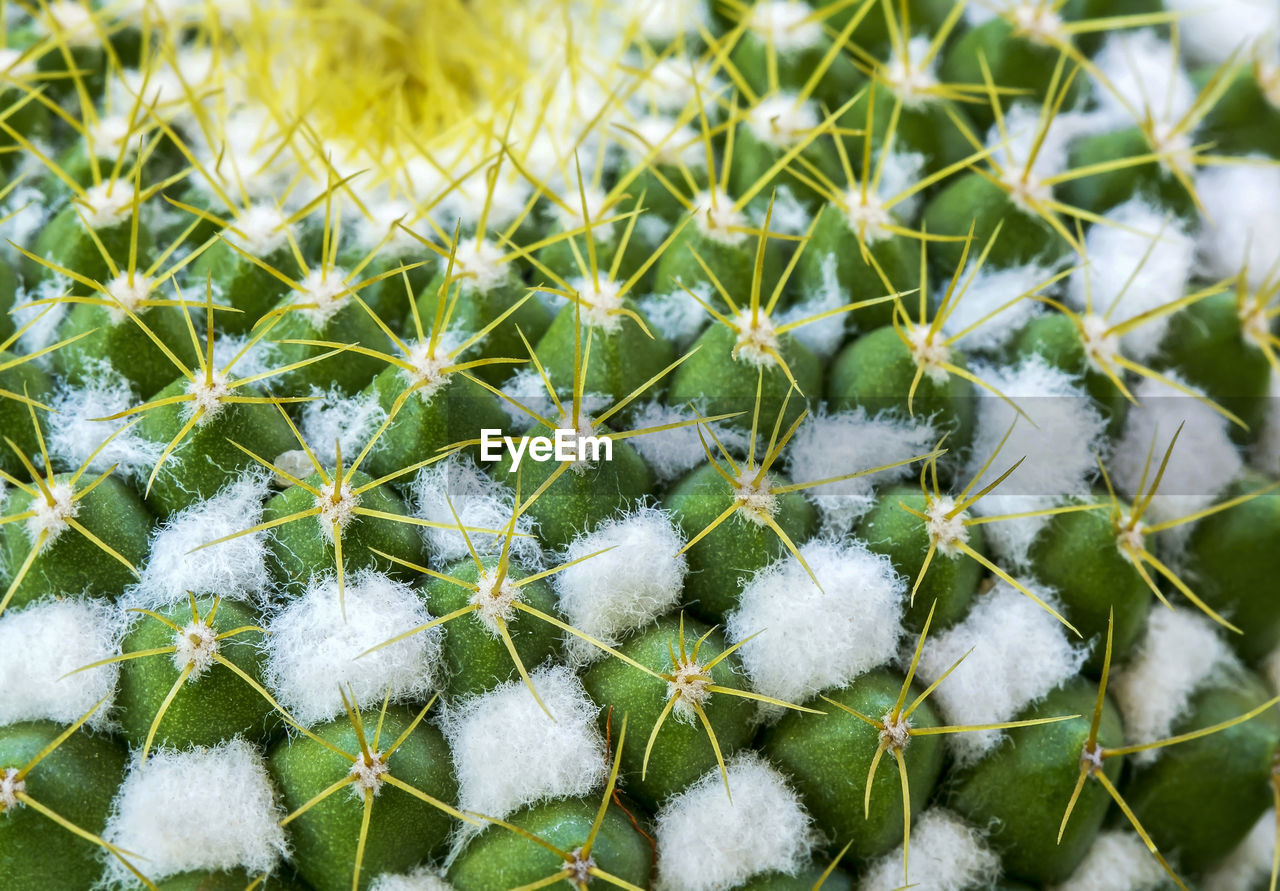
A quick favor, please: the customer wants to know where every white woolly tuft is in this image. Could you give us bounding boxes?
[619,115,703,169]
[40,0,100,47]
[1090,30,1196,129]
[1111,608,1239,766]
[0,185,50,267]
[1253,370,1280,474]
[11,277,71,357]
[744,1,822,52]
[858,808,1001,891]
[632,56,725,119]
[746,94,819,148]
[408,456,543,569]
[1111,373,1242,534]
[102,739,288,884]
[434,171,531,233]
[916,581,1085,763]
[1163,0,1280,67]
[635,0,709,43]
[961,3,1001,26]
[352,199,421,257]
[775,255,845,359]
[754,184,811,237]
[655,751,814,891]
[871,151,927,220]
[1053,829,1172,891]
[439,665,605,825]
[986,103,1093,211]
[1203,810,1276,891]
[1197,161,1280,290]
[0,598,121,730]
[210,333,275,384]
[728,538,904,705]
[298,386,388,467]
[46,372,164,483]
[264,570,442,726]
[638,289,709,349]
[626,399,749,485]
[496,372,608,431]
[940,261,1052,353]
[964,356,1106,569]
[552,507,686,664]
[635,211,672,254]
[784,408,936,535]
[129,472,274,608]
[497,367,555,426]
[1067,198,1196,362]
[370,866,455,891]
[1264,638,1280,702]
[225,203,291,256]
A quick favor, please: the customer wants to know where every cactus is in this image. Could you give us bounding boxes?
[4,1,1280,889]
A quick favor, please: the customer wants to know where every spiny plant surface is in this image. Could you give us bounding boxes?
[3,0,1280,889]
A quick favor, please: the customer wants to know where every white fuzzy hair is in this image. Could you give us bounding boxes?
[11,277,71,356]
[964,356,1106,569]
[727,538,904,706]
[0,184,50,267]
[1203,810,1276,891]
[495,368,609,430]
[1163,0,1280,67]
[630,55,726,119]
[618,115,703,169]
[1110,372,1242,535]
[298,385,388,467]
[497,367,555,427]
[655,751,814,891]
[101,738,288,885]
[784,408,936,535]
[1053,829,1174,891]
[870,151,926,221]
[209,333,275,384]
[433,167,531,233]
[1090,30,1196,130]
[1067,198,1196,362]
[1111,608,1239,766]
[942,261,1054,353]
[635,0,710,43]
[1197,161,1280,291]
[637,289,710,349]
[986,103,1096,195]
[756,184,812,238]
[127,471,274,609]
[858,808,1001,891]
[408,456,543,569]
[263,569,442,726]
[46,371,164,483]
[438,665,605,825]
[961,2,1011,26]
[552,507,686,665]
[775,255,847,360]
[1265,638,1280,701]
[626,399,750,485]
[1253,370,1280,474]
[0,598,122,730]
[915,580,1086,764]
[370,866,455,890]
